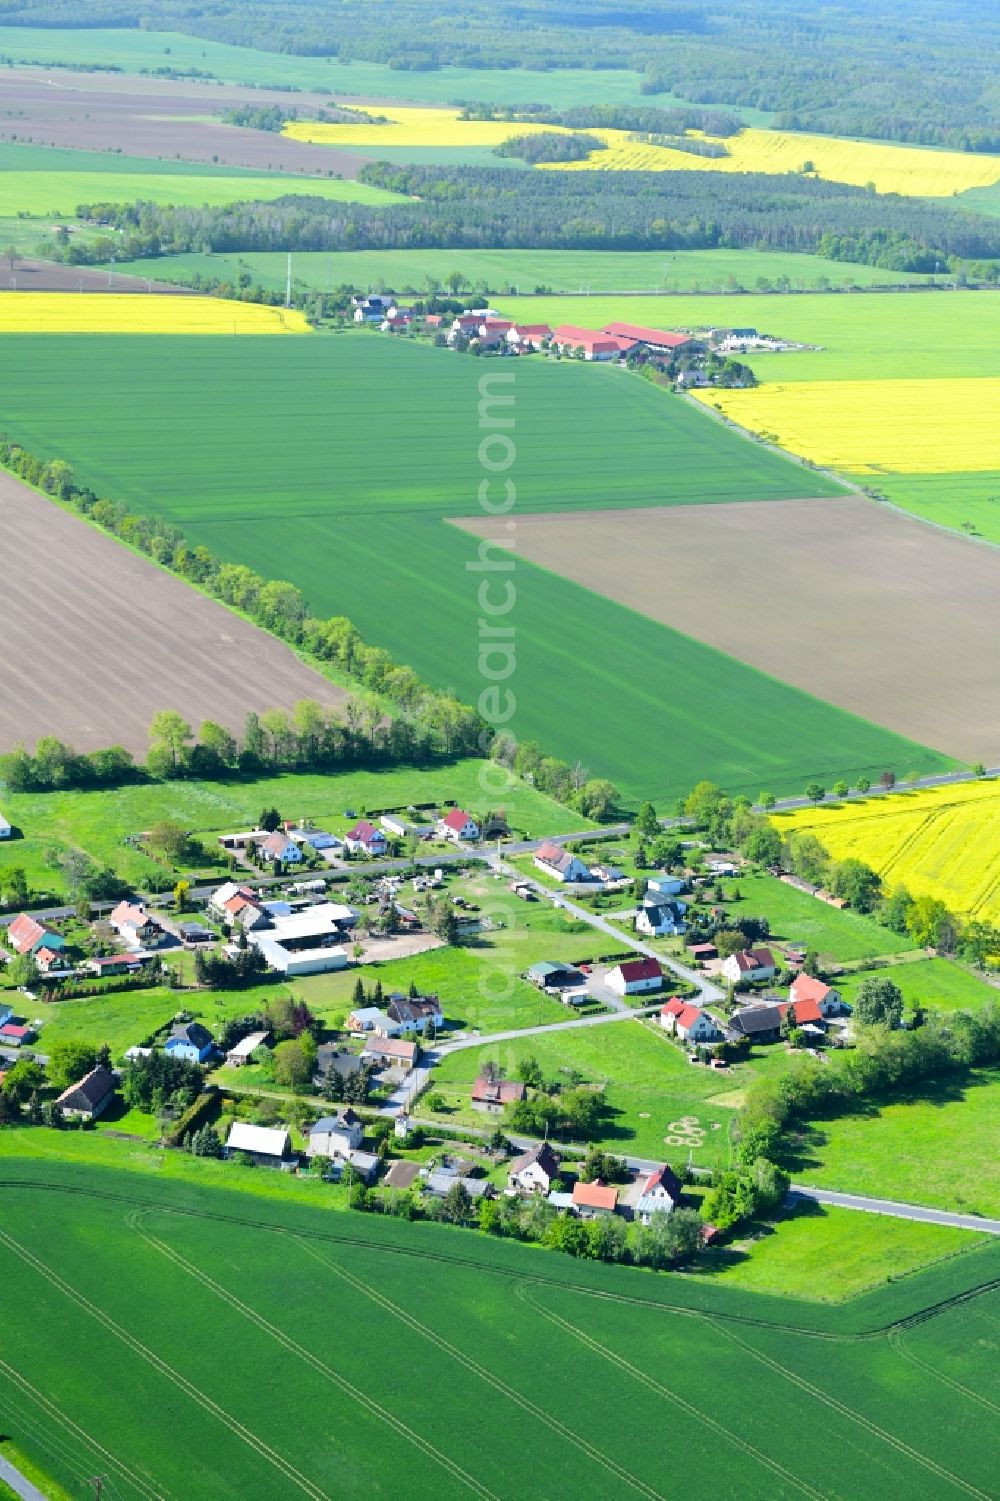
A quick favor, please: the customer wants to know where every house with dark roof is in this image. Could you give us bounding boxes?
[727,1004,783,1044]
[508,1141,560,1194]
[56,1065,116,1122]
[606,957,663,996]
[636,898,687,938]
[386,994,442,1033]
[471,1075,526,1114]
[165,1022,215,1064]
[307,1109,364,1159]
[636,1164,683,1224]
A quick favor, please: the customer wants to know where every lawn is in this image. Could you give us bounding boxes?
[719,872,915,962]
[0,760,579,898]
[0,328,953,805]
[834,958,1000,1015]
[105,247,937,296]
[428,1018,748,1163]
[29,985,182,1060]
[0,1155,997,1501]
[695,1198,984,1301]
[0,140,399,216]
[791,1066,1000,1218]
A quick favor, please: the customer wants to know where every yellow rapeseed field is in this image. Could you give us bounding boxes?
[692,379,1000,474]
[0,293,310,334]
[288,110,1000,197]
[284,107,573,148]
[545,126,1000,197]
[774,782,1000,921]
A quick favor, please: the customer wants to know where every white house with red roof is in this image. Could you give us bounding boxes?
[721,947,777,987]
[7,913,65,957]
[606,956,663,995]
[659,998,725,1044]
[109,901,168,951]
[788,972,844,1015]
[437,809,479,843]
[571,1180,618,1218]
[551,324,632,360]
[506,322,551,351]
[777,996,826,1033]
[344,820,388,857]
[601,321,698,353]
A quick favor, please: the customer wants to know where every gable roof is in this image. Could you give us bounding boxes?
[471,1075,525,1106]
[551,323,626,353]
[509,1141,560,1179]
[601,320,693,348]
[8,913,46,953]
[572,1180,618,1211]
[55,1065,115,1113]
[365,1036,417,1062]
[261,831,295,857]
[311,1108,361,1135]
[441,807,475,832]
[790,973,835,1004]
[729,1004,782,1036]
[729,947,776,972]
[642,1163,683,1201]
[169,1021,213,1050]
[674,1002,712,1031]
[614,957,663,984]
[226,1121,291,1156]
[346,819,382,843]
[779,997,824,1026]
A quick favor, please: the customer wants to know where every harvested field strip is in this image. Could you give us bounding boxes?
[456,498,999,764]
[0,292,309,333]
[774,782,1000,920]
[0,468,345,754]
[693,379,1000,474]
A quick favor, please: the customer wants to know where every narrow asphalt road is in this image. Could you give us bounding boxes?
[788,1185,1000,1235]
[0,1455,48,1501]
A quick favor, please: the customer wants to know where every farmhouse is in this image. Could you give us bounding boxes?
[636,1164,683,1224]
[437,808,480,843]
[361,1035,418,1072]
[507,323,551,351]
[571,1180,618,1218]
[165,1022,215,1064]
[108,901,168,951]
[307,1109,364,1159]
[471,1075,526,1113]
[533,841,592,883]
[225,1030,270,1067]
[660,999,725,1044]
[225,1122,294,1167]
[601,321,698,353]
[636,898,687,937]
[7,913,65,957]
[55,1065,116,1122]
[789,973,845,1015]
[551,324,629,360]
[508,1141,560,1194]
[721,947,777,987]
[353,293,395,323]
[344,820,388,857]
[606,957,664,996]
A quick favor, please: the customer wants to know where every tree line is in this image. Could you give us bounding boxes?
[62,166,1000,276]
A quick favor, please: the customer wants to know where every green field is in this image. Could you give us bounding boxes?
[0,329,953,805]
[103,246,937,296]
[0,140,399,216]
[722,873,916,962]
[873,471,1000,547]
[495,289,1000,383]
[834,957,1000,1014]
[793,1066,1000,1217]
[0,760,580,899]
[0,1157,997,1500]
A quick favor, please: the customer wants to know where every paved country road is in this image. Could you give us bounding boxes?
[0,1455,48,1501]
[788,1185,1000,1235]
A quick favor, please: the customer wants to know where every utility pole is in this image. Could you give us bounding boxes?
[89,1477,106,1500]
[286,251,292,309]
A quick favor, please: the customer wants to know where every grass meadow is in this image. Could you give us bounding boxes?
[0,329,952,804]
[719,873,915,962]
[791,1067,1000,1218]
[833,958,1000,1015]
[0,1158,996,1501]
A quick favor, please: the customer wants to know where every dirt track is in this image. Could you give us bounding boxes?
[453,497,1000,762]
[0,469,348,754]
[1,259,196,293]
[0,68,378,176]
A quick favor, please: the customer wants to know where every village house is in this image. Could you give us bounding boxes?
[209,881,258,918]
[225,1030,270,1067]
[721,947,777,988]
[55,1065,116,1122]
[636,1164,683,1224]
[361,1035,418,1073]
[258,831,304,865]
[659,999,725,1044]
[727,1004,783,1045]
[108,901,168,951]
[506,322,551,352]
[789,972,845,1015]
[165,1021,215,1064]
[353,293,395,323]
[777,997,827,1038]
[386,994,442,1033]
[533,840,592,883]
[606,957,664,996]
[508,1141,560,1194]
[572,1180,618,1218]
[635,898,688,938]
[348,1005,393,1034]
[437,808,480,843]
[471,1075,526,1114]
[34,945,71,976]
[7,913,65,957]
[307,1109,364,1159]
[344,820,388,857]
